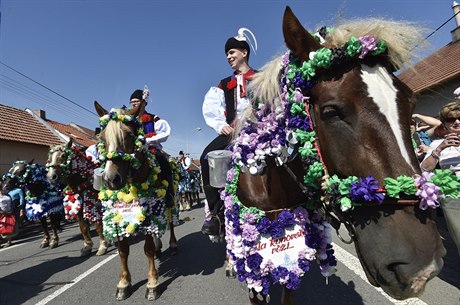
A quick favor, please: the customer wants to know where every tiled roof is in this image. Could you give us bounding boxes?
[47,120,97,148]
[190,159,201,171]
[71,123,96,137]
[0,104,62,146]
[398,40,460,93]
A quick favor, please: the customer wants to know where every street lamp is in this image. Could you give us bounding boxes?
[186,127,202,156]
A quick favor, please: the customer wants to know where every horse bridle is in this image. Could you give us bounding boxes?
[279,103,419,244]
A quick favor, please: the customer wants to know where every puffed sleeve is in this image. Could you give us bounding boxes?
[146,119,171,144]
[202,87,228,134]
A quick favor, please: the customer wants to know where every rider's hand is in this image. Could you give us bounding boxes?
[220,125,234,136]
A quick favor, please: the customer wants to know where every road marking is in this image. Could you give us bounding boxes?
[332,242,428,305]
[35,253,118,305]
[0,244,21,252]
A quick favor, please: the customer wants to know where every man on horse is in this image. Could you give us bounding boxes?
[200,28,257,236]
[130,88,175,207]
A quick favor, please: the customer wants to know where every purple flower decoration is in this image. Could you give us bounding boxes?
[246,253,263,271]
[358,36,377,59]
[270,220,285,239]
[349,176,384,204]
[286,272,302,290]
[278,210,295,227]
[242,223,259,242]
[293,207,308,224]
[256,217,272,235]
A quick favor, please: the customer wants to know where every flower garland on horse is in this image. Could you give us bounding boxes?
[96,109,168,240]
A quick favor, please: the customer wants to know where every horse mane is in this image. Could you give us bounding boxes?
[324,18,427,69]
[104,108,129,150]
[235,18,427,138]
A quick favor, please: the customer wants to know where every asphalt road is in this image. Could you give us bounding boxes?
[0,195,458,305]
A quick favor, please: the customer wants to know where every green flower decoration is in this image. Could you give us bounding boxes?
[304,161,324,188]
[430,169,460,198]
[345,36,362,57]
[371,40,387,55]
[384,176,416,198]
[311,48,332,69]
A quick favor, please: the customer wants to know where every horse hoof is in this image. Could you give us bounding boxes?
[226,269,236,278]
[115,285,132,301]
[40,240,49,248]
[170,246,178,256]
[145,287,161,301]
[80,246,92,257]
[96,247,107,256]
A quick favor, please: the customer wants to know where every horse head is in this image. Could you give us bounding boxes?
[2,160,33,192]
[281,7,444,299]
[46,140,73,186]
[231,6,446,301]
[94,101,145,190]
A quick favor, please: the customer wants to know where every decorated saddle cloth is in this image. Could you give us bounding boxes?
[25,188,63,220]
[101,196,167,240]
[98,159,169,240]
[62,187,102,223]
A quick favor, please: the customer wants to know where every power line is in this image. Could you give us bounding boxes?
[0,61,98,117]
[412,9,460,51]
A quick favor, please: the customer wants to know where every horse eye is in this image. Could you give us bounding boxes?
[320,105,341,119]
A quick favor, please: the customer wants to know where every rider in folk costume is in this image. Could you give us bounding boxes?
[177,150,192,210]
[200,28,258,236]
[178,150,191,186]
[130,87,175,207]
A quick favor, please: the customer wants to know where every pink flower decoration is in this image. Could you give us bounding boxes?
[358,36,377,59]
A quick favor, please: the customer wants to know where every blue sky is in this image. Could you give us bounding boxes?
[0,0,458,159]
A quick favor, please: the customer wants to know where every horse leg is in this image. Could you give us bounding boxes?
[152,235,162,258]
[225,254,236,278]
[185,192,191,211]
[168,221,178,256]
[115,238,132,300]
[281,286,294,305]
[95,222,109,256]
[49,213,60,248]
[145,235,161,301]
[78,215,93,257]
[178,193,184,211]
[39,217,50,248]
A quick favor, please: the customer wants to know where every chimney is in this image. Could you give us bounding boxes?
[452,1,460,42]
[33,109,46,120]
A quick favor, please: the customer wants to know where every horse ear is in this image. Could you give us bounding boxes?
[282,6,321,62]
[67,138,73,148]
[94,101,108,117]
[29,158,34,165]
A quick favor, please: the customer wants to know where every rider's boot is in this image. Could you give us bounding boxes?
[201,185,225,235]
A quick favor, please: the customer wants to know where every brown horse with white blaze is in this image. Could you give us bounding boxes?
[225,7,446,305]
[46,140,109,256]
[94,100,178,301]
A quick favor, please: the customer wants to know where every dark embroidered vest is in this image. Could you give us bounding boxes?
[220,76,237,124]
[220,70,256,125]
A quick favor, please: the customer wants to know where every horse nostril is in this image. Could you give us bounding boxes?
[113,174,122,185]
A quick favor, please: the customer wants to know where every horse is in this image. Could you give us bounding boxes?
[219,7,449,305]
[94,101,177,300]
[46,140,109,256]
[2,161,63,248]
